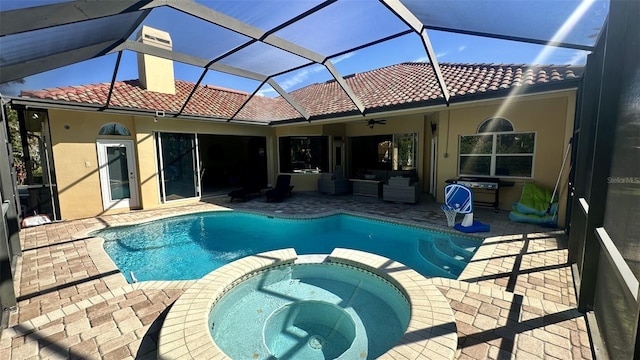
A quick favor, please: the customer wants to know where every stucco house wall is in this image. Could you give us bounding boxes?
[48,110,136,220]
[132,115,273,211]
[47,88,575,223]
[434,90,576,224]
[48,108,274,220]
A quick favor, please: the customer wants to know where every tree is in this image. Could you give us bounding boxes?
[5,106,42,185]
[6,107,25,184]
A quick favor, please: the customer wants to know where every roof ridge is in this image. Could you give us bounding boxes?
[21,79,251,97]
[20,82,111,96]
[175,80,250,96]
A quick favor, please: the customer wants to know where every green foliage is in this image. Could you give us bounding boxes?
[459,155,491,176]
[460,134,492,154]
[6,106,44,184]
[497,133,535,154]
[459,131,535,177]
[395,133,417,170]
[7,107,22,161]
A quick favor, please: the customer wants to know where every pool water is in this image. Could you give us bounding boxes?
[209,263,410,359]
[96,211,480,283]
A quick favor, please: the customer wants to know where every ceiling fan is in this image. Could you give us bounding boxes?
[366,119,386,129]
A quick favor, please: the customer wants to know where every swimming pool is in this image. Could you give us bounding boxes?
[95,211,480,282]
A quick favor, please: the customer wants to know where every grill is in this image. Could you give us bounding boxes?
[455,177,499,190]
[446,177,510,212]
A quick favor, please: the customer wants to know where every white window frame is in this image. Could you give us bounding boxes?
[458,131,536,179]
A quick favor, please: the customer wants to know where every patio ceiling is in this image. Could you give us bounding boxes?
[0,0,609,124]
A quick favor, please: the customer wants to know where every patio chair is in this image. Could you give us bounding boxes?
[444,183,490,233]
[265,174,294,202]
[317,172,350,195]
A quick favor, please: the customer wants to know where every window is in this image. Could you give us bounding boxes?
[459,118,535,178]
[350,135,392,172]
[393,133,418,171]
[98,123,130,136]
[477,117,513,133]
[279,136,328,173]
[349,133,418,174]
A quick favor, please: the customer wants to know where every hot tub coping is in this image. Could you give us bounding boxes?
[157,248,458,360]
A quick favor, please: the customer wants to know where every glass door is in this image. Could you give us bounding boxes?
[96,140,139,210]
[392,133,418,171]
[156,132,200,202]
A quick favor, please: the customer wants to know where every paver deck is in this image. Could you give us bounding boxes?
[0,192,593,359]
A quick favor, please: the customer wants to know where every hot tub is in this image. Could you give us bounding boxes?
[209,262,410,359]
[158,248,458,360]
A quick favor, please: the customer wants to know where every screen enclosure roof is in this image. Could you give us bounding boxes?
[0,0,608,125]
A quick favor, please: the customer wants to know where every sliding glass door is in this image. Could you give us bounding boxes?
[156,132,200,202]
[392,133,418,171]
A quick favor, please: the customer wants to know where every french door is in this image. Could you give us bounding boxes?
[96,140,139,210]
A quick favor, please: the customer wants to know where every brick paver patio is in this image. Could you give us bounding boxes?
[0,192,593,359]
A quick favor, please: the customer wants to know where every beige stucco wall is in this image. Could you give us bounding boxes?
[137,26,175,95]
[47,90,575,224]
[134,117,273,210]
[138,54,176,95]
[48,109,274,220]
[434,91,576,224]
[48,109,137,220]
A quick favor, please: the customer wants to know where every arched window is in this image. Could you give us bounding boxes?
[98,123,131,136]
[477,117,514,133]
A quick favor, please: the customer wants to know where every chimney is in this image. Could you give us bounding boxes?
[136,26,175,94]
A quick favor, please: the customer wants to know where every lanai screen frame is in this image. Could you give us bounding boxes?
[3,3,637,359]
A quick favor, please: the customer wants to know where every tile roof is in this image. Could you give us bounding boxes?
[20,62,582,124]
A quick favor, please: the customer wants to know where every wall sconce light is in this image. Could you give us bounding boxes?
[153,116,158,123]
[430,122,437,134]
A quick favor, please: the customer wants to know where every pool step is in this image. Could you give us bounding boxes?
[417,238,469,278]
[450,237,480,254]
[433,237,475,261]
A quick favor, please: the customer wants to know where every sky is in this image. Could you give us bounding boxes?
[0,0,605,97]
